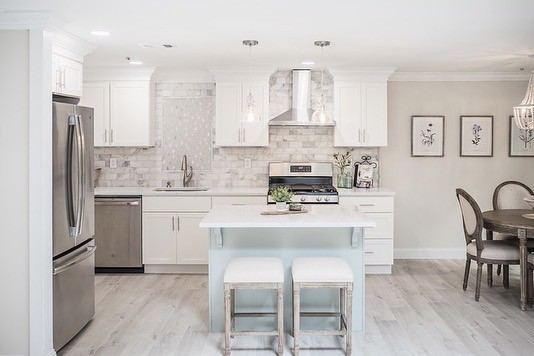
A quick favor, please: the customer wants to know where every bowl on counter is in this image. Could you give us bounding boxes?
[288,202,303,211]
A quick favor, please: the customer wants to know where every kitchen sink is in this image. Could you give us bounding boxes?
[153,187,209,192]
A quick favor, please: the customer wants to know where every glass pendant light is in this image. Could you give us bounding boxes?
[513,71,534,130]
[311,40,333,124]
[242,40,261,123]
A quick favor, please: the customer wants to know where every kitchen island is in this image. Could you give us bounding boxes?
[199,204,376,332]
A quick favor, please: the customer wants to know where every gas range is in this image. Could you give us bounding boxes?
[267,162,339,204]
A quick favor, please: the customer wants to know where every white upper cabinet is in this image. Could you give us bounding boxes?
[210,68,272,147]
[51,31,93,98]
[52,53,83,97]
[80,80,155,147]
[331,69,395,147]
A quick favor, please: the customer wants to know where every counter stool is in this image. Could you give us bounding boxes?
[292,257,354,356]
[223,257,284,355]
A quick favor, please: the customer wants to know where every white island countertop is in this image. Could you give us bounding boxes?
[199,204,376,228]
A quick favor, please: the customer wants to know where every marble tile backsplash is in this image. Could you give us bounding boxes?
[95,70,380,188]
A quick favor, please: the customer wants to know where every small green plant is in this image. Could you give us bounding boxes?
[269,186,294,202]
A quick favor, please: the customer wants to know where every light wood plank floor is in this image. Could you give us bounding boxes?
[59,260,534,356]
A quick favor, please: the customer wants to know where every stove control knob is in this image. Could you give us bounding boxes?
[300,196,307,202]
[316,196,322,202]
[325,196,330,202]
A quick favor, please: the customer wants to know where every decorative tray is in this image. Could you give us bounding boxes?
[261,208,309,215]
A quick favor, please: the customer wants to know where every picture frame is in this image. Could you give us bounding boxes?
[411,116,444,157]
[509,115,534,157]
[460,115,493,157]
[354,164,374,188]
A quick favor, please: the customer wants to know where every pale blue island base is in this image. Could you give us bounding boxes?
[199,205,376,333]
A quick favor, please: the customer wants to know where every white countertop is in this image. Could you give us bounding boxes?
[95,186,394,197]
[199,205,376,228]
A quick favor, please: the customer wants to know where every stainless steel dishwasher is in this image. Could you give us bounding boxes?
[94,196,143,272]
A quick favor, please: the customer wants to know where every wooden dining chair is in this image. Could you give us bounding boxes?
[492,181,534,276]
[456,188,520,301]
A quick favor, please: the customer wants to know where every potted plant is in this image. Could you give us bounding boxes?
[269,186,294,212]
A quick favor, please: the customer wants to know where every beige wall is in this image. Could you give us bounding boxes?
[382,80,534,257]
[0,30,30,355]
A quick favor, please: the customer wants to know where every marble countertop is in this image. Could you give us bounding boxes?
[95,186,394,197]
[199,205,376,228]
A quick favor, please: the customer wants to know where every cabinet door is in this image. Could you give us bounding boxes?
[143,213,177,264]
[333,82,362,147]
[361,82,387,146]
[215,82,242,146]
[58,56,83,98]
[52,53,60,94]
[110,81,151,146]
[176,213,209,264]
[79,83,110,147]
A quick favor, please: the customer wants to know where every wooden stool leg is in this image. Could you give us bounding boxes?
[345,282,353,356]
[487,263,493,287]
[340,287,346,332]
[277,284,284,355]
[293,282,300,356]
[463,259,470,291]
[528,266,534,307]
[475,263,483,301]
[224,285,231,356]
[503,265,510,289]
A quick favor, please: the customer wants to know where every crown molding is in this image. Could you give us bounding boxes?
[389,71,530,82]
[329,67,397,82]
[207,66,275,81]
[51,28,95,60]
[84,67,156,81]
[154,68,214,83]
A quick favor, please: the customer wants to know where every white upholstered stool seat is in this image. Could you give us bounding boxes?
[292,257,354,356]
[223,257,284,356]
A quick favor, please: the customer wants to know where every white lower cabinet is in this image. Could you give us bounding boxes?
[142,197,210,270]
[339,195,394,274]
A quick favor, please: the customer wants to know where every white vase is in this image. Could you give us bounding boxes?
[276,201,287,212]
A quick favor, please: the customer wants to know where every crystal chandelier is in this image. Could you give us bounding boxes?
[513,71,534,130]
[242,40,261,123]
[311,41,333,124]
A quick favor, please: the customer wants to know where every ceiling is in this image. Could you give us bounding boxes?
[3,0,534,74]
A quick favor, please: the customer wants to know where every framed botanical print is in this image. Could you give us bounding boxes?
[460,115,493,157]
[411,115,444,157]
[509,115,534,157]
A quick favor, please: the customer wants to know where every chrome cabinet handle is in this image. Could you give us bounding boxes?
[243,128,246,143]
[358,129,362,143]
[104,129,108,144]
[95,201,139,206]
[110,129,114,144]
[172,217,175,231]
[363,129,366,143]
[359,203,375,207]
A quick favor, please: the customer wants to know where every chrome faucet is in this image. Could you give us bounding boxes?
[181,155,193,187]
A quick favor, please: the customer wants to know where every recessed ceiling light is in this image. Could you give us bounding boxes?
[90,30,110,36]
[138,43,155,48]
[129,60,143,65]
[301,61,315,65]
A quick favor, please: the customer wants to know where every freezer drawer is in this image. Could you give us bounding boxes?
[53,241,96,350]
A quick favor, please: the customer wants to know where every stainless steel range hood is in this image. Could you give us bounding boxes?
[269,69,335,126]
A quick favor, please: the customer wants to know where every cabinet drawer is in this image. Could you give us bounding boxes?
[212,195,266,206]
[364,213,393,238]
[365,239,393,265]
[339,196,393,212]
[143,196,211,212]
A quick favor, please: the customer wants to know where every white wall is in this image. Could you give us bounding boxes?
[0,30,30,355]
[382,81,534,258]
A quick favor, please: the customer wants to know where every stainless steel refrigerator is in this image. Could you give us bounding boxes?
[52,97,96,350]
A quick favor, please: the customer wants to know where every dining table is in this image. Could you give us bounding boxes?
[482,209,534,310]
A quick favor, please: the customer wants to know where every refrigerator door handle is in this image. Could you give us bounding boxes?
[67,116,77,237]
[76,114,86,236]
[53,245,96,276]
